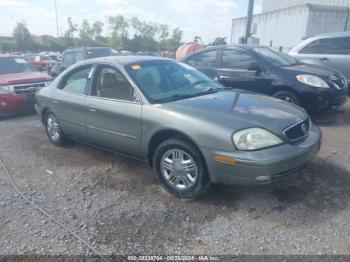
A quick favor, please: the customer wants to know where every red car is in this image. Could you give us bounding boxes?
[0,55,52,117]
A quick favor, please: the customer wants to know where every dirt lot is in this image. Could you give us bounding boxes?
[1,101,350,256]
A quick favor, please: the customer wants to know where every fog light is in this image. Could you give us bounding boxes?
[0,101,6,107]
[256,175,271,182]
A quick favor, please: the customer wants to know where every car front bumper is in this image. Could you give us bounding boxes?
[301,86,348,111]
[200,124,322,185]
[0,94,36,117]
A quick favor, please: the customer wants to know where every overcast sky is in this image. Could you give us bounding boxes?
[0,0,262,43]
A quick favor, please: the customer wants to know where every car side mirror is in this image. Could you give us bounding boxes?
[247,62,261,72]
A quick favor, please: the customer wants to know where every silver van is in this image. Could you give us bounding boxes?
[289,32,350,85]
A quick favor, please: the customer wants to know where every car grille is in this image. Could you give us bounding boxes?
[284,118,310,141]
[10,82,47,95]
[329,74,347,90]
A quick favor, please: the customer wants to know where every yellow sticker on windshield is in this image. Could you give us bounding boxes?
[131,65,142,70]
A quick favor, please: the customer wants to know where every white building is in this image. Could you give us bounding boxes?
[262,0,350,12]
[231,0,350,51]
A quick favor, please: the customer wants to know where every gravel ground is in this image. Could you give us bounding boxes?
[0,101,350,256]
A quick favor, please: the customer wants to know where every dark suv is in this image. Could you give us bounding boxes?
[50,47,120,77]
[182,45,348,111]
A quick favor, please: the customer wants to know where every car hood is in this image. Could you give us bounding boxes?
[0,72,52,85]
[162,90,307,135]
[281,63,336,78]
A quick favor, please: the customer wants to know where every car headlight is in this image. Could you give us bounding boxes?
[233,128,283,151]
[0,85,11,95]
[297,74,329,88]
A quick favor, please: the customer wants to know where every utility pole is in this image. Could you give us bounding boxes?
[54,0,59,37]
[244,0,254,44]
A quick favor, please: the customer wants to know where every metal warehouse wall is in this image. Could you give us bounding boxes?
[231,4,350,51]
[231,5,310,50]
[306,5,350,37]
[262,0,350,12]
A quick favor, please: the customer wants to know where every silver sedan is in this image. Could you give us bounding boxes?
[35,56,322,198]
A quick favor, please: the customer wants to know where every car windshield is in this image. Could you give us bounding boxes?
[0,57,36,74]
[86,48,120,59]
[125,60,227,103]
[253,47,299,67]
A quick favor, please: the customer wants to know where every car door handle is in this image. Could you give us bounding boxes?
[88,105,97,112]
[53,100,59,104]
[319,57,329,61]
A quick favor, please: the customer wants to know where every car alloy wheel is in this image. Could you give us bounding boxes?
[46,113,63,144]
[153,138,210,198]
[160,149,199,191]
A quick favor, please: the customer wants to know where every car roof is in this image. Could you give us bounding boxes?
[77,55,172,66]
[0,54,23,59]
[63,46,114,53]
[195,44,268,53]
[311,31,350,39]
[184,45,268,58]
[290,31,350,52]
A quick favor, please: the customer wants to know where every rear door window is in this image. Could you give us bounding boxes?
[300,37,350,55]
[221,49,255,69]
[187,50,218,67]
[332,37,350,54]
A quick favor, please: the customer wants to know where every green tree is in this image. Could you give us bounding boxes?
[79,19,94,45]
[108,15,129,49]
[159,24,169,41]
[172,27,183,43]
[139,22,158,39]
[39,35,65,51]
[160,27,183,51]
[91,20,104,42]
[130,17,143,36]
[13,21,33,51]
[63,17,78,47]
[0,40,16,53]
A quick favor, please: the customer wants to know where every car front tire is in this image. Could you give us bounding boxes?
[153,138,210,199]
[273,91,301,106]
[45,112,66,146]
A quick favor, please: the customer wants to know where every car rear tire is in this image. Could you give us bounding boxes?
[273,91,301,106]
[45,112,66,145]
[153,138,210,199]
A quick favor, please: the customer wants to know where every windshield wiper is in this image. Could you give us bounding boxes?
[154,81,226,103]
[221,86,235,90]
[190,80,215,87]
[155,94,197,103]
[195,88,220,96]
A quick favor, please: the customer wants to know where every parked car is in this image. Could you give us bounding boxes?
[50,47,120,77]
[26,54,60,74]
[182,45,348,111]
[136,51,158,56]
[35,57,321,198]
[289,32,350,87]
[38,51,62,61]
[0,55,52,117]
